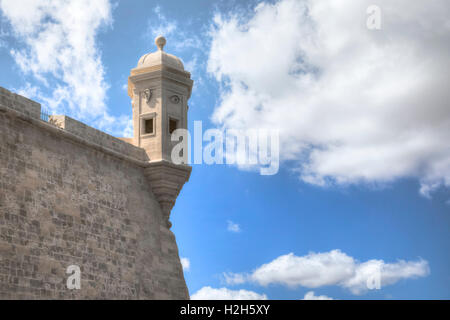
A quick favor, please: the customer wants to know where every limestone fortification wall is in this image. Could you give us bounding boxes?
[0,87,189,299]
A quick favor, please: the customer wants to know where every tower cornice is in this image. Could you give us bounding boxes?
[128,65,193,99]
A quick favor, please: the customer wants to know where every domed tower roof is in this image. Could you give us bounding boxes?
[136,35,184,70]
[128,35,192,99]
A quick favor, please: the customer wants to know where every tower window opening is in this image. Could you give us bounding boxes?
[145,118,154,134]
[169,118,178,135]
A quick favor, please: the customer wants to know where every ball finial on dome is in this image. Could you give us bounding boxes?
[155,35,166,51]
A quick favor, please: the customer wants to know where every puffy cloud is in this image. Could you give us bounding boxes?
[224,250,429,295]
[181,257,190,271]
[227,220,241,233]
[207,0,450,195]
[191,286,268,300]
[302,291,333,300]
[0,0,131,136]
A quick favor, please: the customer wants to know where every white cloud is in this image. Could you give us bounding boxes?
[223,272,247,285]
[0,28,7,48]
[191,286,268,300]
[227,220,241,233]
[149,6,177,39]
[0,0,131,137]
[207,0,450,196]
[14,82,39,100]
[302,291,333,300]
[147,6,201,52]
[224,250,429,295]
[181,257,190,271]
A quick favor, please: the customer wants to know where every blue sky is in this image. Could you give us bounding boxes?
[0,0,449,299]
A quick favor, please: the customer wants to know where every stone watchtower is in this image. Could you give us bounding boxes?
[128,36,193,229]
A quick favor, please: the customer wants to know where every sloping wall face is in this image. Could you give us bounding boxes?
[0,88,189,299]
